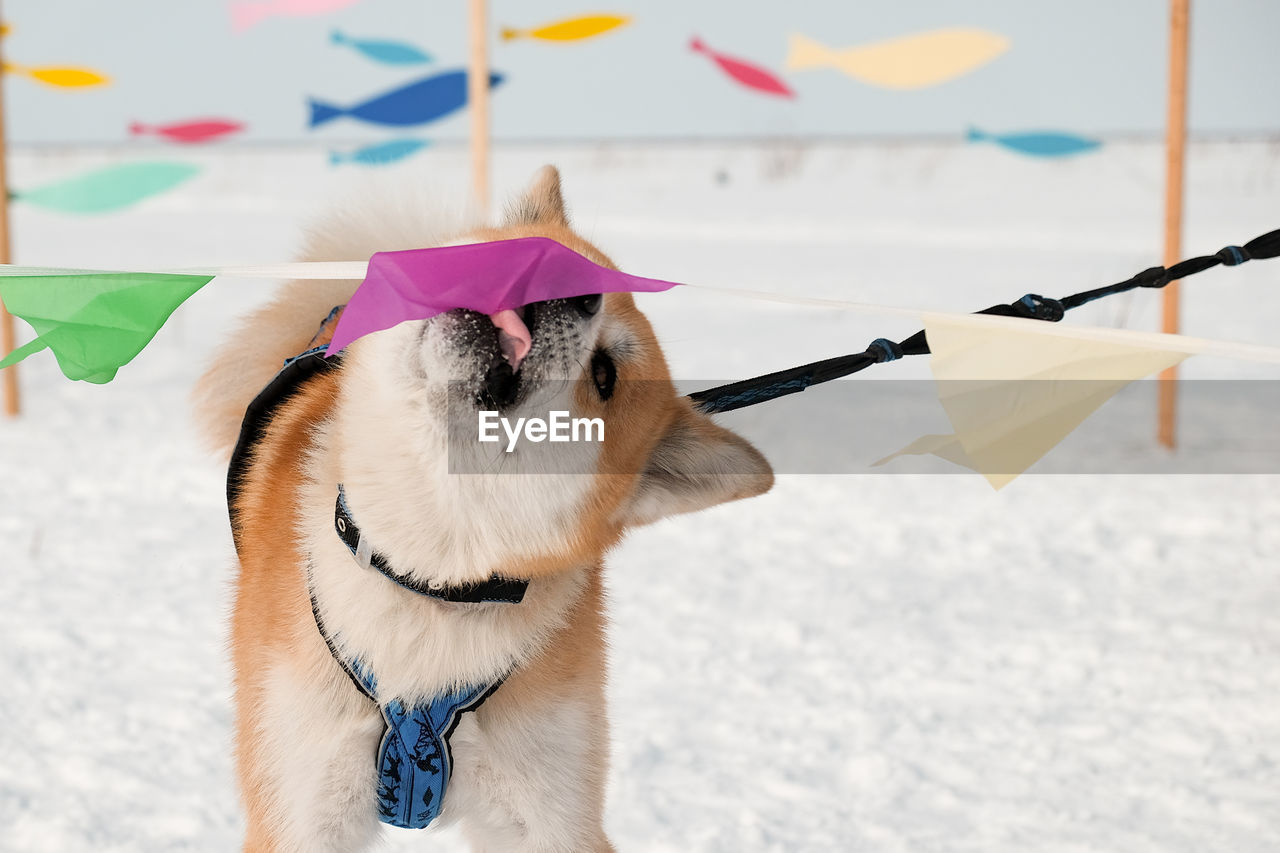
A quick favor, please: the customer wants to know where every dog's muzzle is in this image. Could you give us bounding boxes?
[478,295,602,410]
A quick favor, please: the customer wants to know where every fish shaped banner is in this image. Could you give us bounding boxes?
[330,138,429,166]
[876,313,1194,489]
[332,30,431,65]
[967,127,1101,158]
[0,272,213,383]
[309,69,503,128]
[326,237,683,354]
[130,119,245,144]
[3,62,109,88]
[14,162,201,214]
[690,37,794,98]
[501,14,629,42]
[232,0,363,33]
[787,29,1008,89]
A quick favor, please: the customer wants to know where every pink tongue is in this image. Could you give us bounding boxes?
[488,308,531,371]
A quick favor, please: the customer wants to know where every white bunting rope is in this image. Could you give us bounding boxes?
[689,285,1280,364]
[0,262,371,279]
[1,260,1278,366]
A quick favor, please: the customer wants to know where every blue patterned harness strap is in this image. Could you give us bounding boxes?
[308,590,503,830]
[353,662,500,829]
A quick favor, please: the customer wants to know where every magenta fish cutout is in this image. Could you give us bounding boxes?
[130,118,245,144]
[690,36,795,98]
[326,237,683,358]
[231,0,363,32]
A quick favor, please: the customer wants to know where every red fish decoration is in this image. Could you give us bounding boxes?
[130,119,245,144]
[690,36,794,98]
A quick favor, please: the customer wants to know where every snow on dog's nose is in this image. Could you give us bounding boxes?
[489,308,531,371]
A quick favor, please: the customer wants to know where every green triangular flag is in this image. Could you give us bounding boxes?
[0,272,213,383]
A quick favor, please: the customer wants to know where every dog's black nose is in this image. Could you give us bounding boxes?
[572,294,602,316]
[481,361,520,409]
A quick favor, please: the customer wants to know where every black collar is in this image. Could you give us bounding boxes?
[225,327,528,607]
[334,486,528,605]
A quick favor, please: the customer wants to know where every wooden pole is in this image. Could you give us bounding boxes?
[0,0,19,418]
[467,0,490,218]
[1158,0,1190,449]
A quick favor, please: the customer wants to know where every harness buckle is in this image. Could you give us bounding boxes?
[354,532,374,571]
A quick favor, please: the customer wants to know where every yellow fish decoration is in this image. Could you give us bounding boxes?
[501,14,629,42]
[3,62,110,88]
[787,28,1009,90]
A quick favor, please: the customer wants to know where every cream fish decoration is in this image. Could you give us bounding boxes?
[787,28,1009,90]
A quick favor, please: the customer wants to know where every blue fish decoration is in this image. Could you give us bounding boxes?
[967,126,1101,158]
[332,30,432,65]
[309,70,504,129]
[330,138,430,166]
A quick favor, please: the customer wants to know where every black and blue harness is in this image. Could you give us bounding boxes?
[226,328,529,831]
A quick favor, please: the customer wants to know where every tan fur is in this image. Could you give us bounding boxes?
[196,167,772,851]
[229,373,344,848]
[192,279,357,455]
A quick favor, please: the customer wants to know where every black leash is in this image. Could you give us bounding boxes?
[687,228,1280,415]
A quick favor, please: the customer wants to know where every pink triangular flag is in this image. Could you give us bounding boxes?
[327,237,682,355]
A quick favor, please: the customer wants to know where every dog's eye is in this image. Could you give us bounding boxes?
[573,294,602,316]
[591,350,616,401]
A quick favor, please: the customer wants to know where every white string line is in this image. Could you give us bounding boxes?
[679,282,925,320]
[0,262,371,279]
[669,284,1280,365]
[920,312,1280,365]
[1,262,1278,365]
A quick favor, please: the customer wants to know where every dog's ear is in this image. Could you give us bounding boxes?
[505,164,569,227]
[623,404,773,527]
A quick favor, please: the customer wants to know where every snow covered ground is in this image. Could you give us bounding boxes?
[1,140,1277,851]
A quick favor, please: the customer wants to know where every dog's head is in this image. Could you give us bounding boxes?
[336,166,772,581]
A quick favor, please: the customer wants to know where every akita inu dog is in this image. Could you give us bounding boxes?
[194,166,773,852]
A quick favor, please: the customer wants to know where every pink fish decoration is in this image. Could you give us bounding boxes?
[231,0,363,33]
[326,237,683,356]
[690,36,794,98]
[130,119,245,144]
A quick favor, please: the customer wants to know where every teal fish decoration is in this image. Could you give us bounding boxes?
[332,30,431,65]
[330,138,430,166]
[967,127,1101,158]
[13,162,201,214]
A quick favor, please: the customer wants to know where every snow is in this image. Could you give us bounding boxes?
[1,140,1278,851]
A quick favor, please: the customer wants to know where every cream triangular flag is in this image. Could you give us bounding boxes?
[877,314,1195,489]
